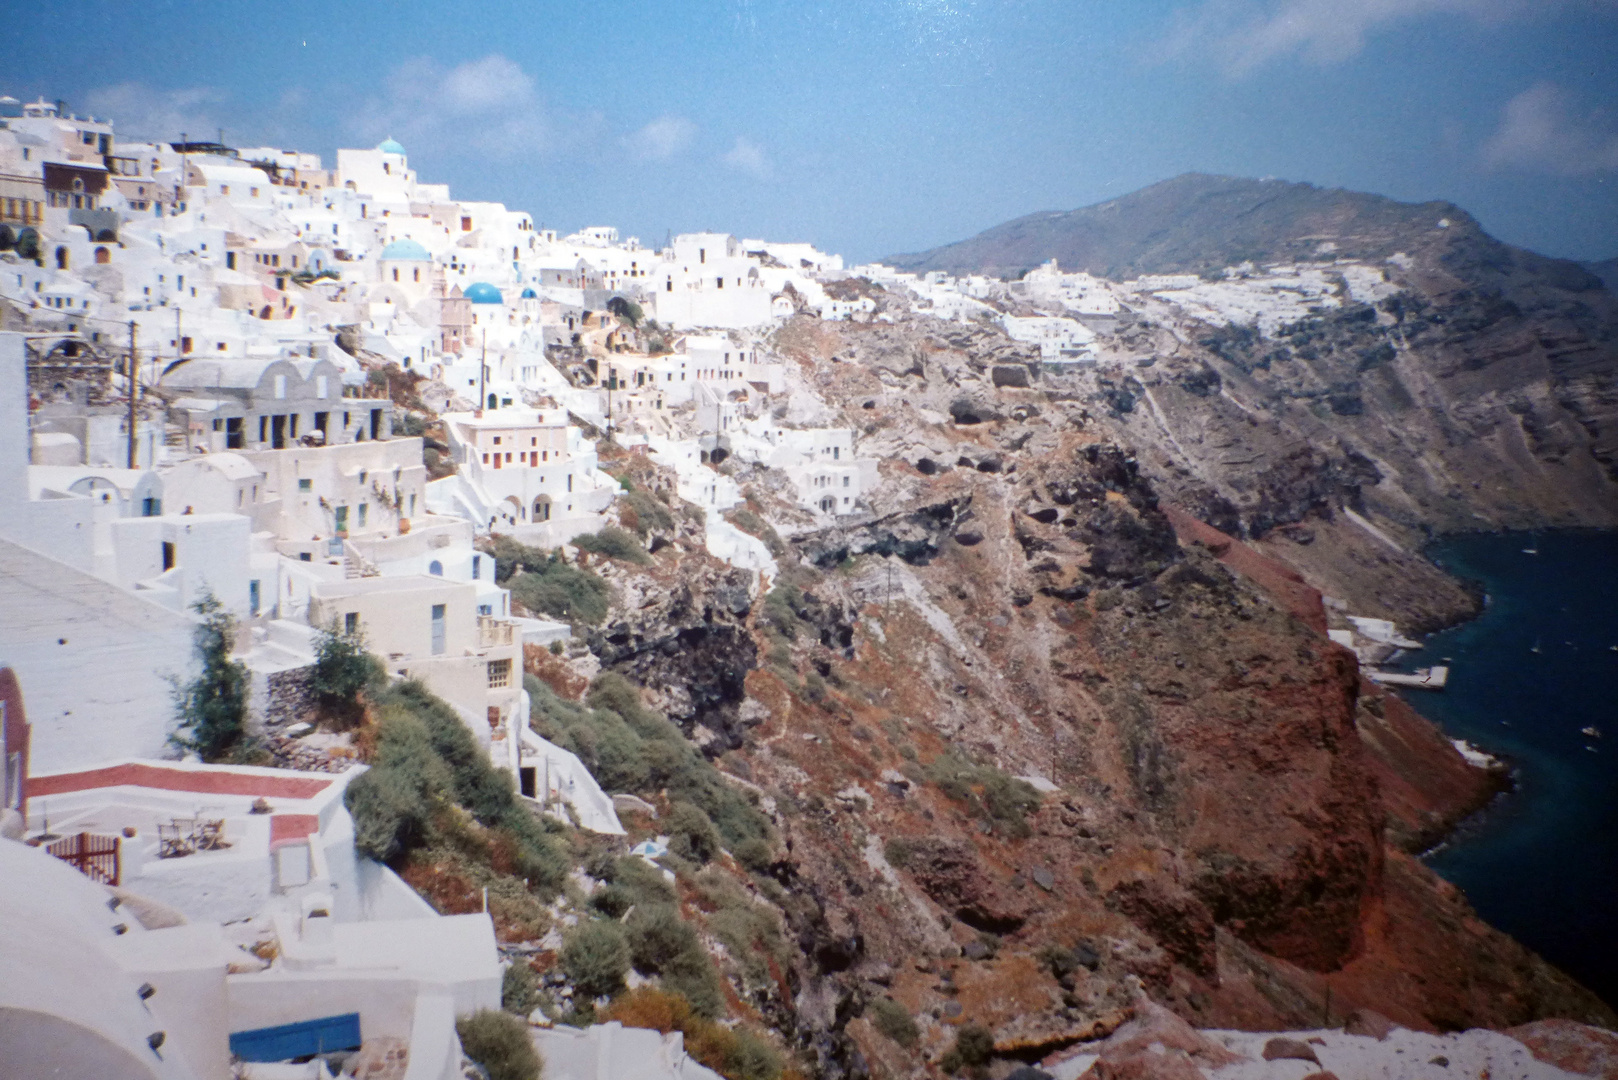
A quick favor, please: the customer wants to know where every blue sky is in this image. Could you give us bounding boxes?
[5,1,1617,262]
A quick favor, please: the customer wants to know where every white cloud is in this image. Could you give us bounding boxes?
[355,53,551,161]
[626,115,696,160]
[1159,0,1593,77]
[1483,82,1618,176]
[722,136,770,178]
[81,83,226,142]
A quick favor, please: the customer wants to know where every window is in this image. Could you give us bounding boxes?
[461,216,472,231]
[357,504,368,528]
[487,658,512,689]
[428,560,443,576]
[472,555,481,580]
[345,612,359,634]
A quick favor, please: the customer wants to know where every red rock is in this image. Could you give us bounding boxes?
[1262,1037,1321,1064]
[1081,1000,1243,1076]
[1342,1008,1397,1041]
[1105,878,1218,978]
[1084,1053,1207,1080]
[1504,1019,1618,1080]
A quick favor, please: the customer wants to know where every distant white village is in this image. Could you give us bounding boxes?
[0,92,1417,1079]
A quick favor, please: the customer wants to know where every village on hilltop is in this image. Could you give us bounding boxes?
[0,91,1429,1080]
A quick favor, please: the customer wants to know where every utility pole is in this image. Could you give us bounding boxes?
[478,329,487,415]
[126,319,138,468]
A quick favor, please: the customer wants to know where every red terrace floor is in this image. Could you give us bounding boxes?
[270,814,321,846]
[29,762,336,801]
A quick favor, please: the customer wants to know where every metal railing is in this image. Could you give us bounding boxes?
[45,831,121,885]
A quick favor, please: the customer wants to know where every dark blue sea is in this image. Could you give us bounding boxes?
[1401,530,1618,1006]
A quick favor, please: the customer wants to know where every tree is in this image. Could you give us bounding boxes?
[311,620,384,728]
[170,592,250,762]
[607,295,644,327]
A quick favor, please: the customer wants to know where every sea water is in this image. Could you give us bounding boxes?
[1406,530,1618,1005]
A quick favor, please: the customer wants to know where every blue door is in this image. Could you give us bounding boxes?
[229,1013,362,1062]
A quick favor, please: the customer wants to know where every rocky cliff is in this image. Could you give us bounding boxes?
[482,179,1618,1077]
[517,301,1614,1077]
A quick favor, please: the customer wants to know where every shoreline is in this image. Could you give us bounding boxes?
[1391,528,1618,1006]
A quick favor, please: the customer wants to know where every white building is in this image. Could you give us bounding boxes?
[428,407,619,544]
[651,234,773,329]
[999,314,1096,362]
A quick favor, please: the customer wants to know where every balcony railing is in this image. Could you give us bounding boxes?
[477,615,514,647]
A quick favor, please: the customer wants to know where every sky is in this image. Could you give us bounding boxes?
[4,1,1617,263]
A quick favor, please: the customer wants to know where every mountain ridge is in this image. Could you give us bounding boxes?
[884,173,1607,294]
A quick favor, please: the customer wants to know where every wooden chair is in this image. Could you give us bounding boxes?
[157,822,192,858]
[193,819,226,850]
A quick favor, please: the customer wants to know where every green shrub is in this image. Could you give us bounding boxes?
[925,748,1041,838]
[529,677,771,855]
[588,883,633,919]
[508,561,611,625]
[723,1028,783,1080]
[502,962,540,1016]
[666,802,722,864]
[573,526,651,565]
[344,711,444,861]
[731,837,774,873]
[455,1009,542,1080]
[760,584,804,641]
[626,903,699,973]
[310,620,384,727]
[622,490,675,537]
[562,921,630,999]
[613,855,676,907]
[344,681,567,892]
[941,1024,994,1073]
[170,592,250,762]
[709,905,783,985]
[866,997,919,1048]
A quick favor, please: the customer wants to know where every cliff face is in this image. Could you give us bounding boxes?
[887,174,1618,556]
[560,310,1613,1078]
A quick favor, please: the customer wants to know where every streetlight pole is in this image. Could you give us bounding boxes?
[126,319,138,468]
[478,329,487,415]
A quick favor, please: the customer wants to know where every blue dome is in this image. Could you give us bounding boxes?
[465,282,503,304]
[379,239,430,261]
[378,137,406,156]
[520,288,538,299]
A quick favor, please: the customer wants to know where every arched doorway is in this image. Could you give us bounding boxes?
[94,247,110,264]
[54,246,69,270]
[533,496,551,522]
[428,560,443,576]
[487,393,498,410]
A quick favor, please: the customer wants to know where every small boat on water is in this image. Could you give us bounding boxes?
[1583,726,1602,739]
[1531,638,1542,654]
